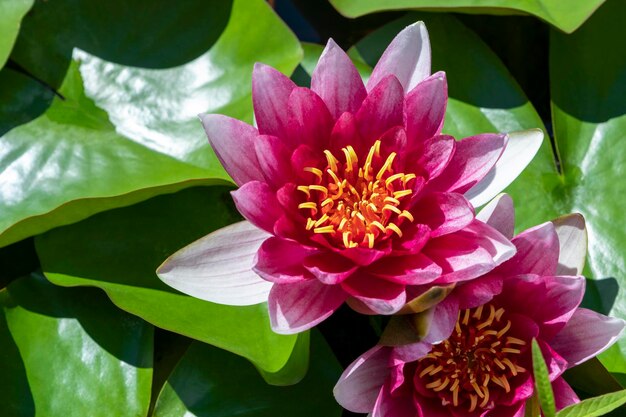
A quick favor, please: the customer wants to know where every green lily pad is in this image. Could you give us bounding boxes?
[35,186,299,375]
[0,273,152,417]
[0,0,33,68]
[153,331,342,417]
[0,0,302,248]
[328,0,605,33]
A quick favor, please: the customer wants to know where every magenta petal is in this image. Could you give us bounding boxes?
[231,181,282,233]
[464,219,517,266]
[537,275,586,337]
[268,279,346,334]
[372,382,416,417]
[342,273,406,315]
[329,112,364,153]
[367,21,431,93]
[415,135,456,181]
[453,274,504,310]
[333,346,391,413]
[356,75,404,145]
[252,63,296,136]
[422,295,460,343]
[550,308,625,367]
[404,71,447,143]
[254,135,293,189]
[311,39,367,119]
[391,340,432,364]
[498,222,559,277]
[339,246,389,266]
[418,192,475,238]
[287,87,334,149]
[303,251,358,285]
[475,193,515,239]
[253,237,317,283]
[429,133,507,194]
[538,339,569,379]
[199,114,264,186]
[552,377,580,411]
[367,254,442,285]
[395,224,432,254]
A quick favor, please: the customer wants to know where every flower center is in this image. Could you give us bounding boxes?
[416,304,527,412]
[296,140,417,249]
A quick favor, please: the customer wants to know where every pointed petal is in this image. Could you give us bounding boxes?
[475,193,515,239]
[551,308,625,367]
[157,221,272,306]
[254,237,317,283]
[466,129,544,207]
[418,192,475,238]
[303,251,358,285]
[252,63,296,136]
[268,278,346,334]
[404,71,447,143]
[372,383,415,417]
[287,87,334,149]
[415,134,456,181]
[552,213,587,276]
[467,219,517,266]
[342,272,406,315]
[367,21,431,93]
[199,114,264,186]
[333,346,391,413]
[423,296,461,343]
[367,254,442,285]
[231,181,282,233]
[552,377,580,411]
[356,75,404,145]
[311,38,367,119]
[430,133,507,195]
[499,222,559,277]
[254,134,293,189]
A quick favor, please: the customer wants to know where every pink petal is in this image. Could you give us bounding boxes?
[414,135,456,181]
[550,308,625,367]
[303,251,358,285]
[268,279,346,334]
[367,22,431,93]
[552,377,580,411]
[156,221,272,306]
[356,75,404,145]
[464,219,517,266]
[254,135,293,189]
[418,192,475,238]
[199,114,264,186]
[475,193,515,239]
[498,222,559,277]
[286,87,334,149]
[372,382,416,417]
[429,133,507,195]
[422,296,460,344]
[367,254,442,285]
[311,38,367,119]
[539,275,586,338]
[394,223,432,254]
[329,111,364,153]
[453,274,504,310]
[253,237,317,283]
[338,245,389,266]
[390,340,432,364]
[404,71,447,143]
[231,181,283,233]
[538,338,570,379]
[333,346,391,413]
[341,272,406,315]
[252,63,296,136]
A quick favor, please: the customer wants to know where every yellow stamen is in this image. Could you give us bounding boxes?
[469,394,478,412]
[393,189,413,199]
[304,167,323,178]
[376,152,397,180]
[296,185,310,197]
[323,150,338,172]
[314,226,334,234]
[386,223,403,238]
[309,185,328,194]
[497,320,512,338]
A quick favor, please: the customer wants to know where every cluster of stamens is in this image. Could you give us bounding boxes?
[296,140,417,249]
[416,304,527,412]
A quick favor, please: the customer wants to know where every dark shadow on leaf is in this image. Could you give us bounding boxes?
[581,277,619,315]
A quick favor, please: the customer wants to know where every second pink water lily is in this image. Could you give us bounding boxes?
[157,22,543,334]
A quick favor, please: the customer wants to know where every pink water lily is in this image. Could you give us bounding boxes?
[157,22,544,334]
[334,195,625,417]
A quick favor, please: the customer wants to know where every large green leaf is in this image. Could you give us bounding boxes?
[328,0,605,33]
[153,331,342,417]
[0,0,302,248]
[502,0,626,374]
[0,0,33,68]
[35,186,299,374]
[0,273,152,417]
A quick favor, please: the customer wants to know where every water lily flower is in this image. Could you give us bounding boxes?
[156,22,544,334]
[334,195,625,417]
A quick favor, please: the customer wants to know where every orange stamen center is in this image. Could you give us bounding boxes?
[417,304,528,412]
[297,140,417,249]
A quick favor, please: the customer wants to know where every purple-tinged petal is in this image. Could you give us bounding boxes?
[333,346,391,413]
[464,219,517,266]
[287,87,334,149]
[538,339,569,379]
[552,377,580,411]
[156,221,272,306]
[422,295,460,344]
[252,63,296,136]
[372,382,416,417]
[311,39,367,119]
[414,135,456,181]
[418,192,475,238]
[254,134,293,189]
[550,308,625,367]
[394,224,432,254]
[329,111,364,153]
[429,133,507,195]
[391,340,432,364]
[342,273,406,315]
[356,75,404,145]
[367,254,442,285]
[231,181,282,233]
[367,21,431,93]
[268,279,346,334]
[453,274,504,310]
[466,129,544,207]
[199,114,264,186]
[404,71,447,143]
[338,245,389,266]
[475,193,515,239]
[253,237,317,284]
[540,276,586,336]
[497,222,559,277]
[303,251,358,285]
[552,213,587,276]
